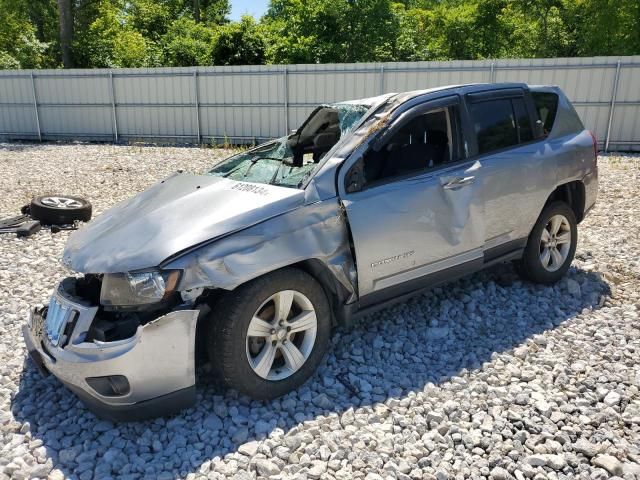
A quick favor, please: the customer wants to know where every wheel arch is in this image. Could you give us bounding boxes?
[545,180,586,223]
[193,257,352,361]
[286,259,353,326]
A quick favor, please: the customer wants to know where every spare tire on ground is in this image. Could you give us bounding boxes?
[30,195,92,225]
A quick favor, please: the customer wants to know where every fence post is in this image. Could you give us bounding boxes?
[30,73,42,142]
[193,70,201,144]
[283,66,289,134]
[604,60,621,153]
[379,65,385,94]
[490,62,495,83]
[109,72,118,143]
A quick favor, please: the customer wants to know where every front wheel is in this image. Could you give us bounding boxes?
[208,268,331,400]
[516,201,578,284]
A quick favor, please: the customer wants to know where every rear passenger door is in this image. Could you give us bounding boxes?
[464,88,552,259]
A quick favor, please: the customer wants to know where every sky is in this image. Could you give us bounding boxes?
[229,0,270,20]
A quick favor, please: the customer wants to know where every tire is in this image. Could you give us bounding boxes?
[208,268,331,400]
[516,201,577,284]
[30,195,92,225]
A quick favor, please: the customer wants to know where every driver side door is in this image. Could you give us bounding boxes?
[337,96,486,307]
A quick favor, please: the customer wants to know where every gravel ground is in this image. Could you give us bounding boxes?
[0,143,639,480]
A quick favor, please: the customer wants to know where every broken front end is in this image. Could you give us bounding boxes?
[22,273,203,421]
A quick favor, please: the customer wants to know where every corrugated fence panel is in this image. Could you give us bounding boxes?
[198,67,284,140]
[384,60,491,93]
[114,72,195,138]
[0,56,638,150]
[494,57,618,145]
[286,63,382,130]
[0,75,37,135]
[610,63,640,150]
[35,74,112,137]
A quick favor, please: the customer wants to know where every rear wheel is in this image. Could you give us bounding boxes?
[516,201,577,284]
[208,268,331,399]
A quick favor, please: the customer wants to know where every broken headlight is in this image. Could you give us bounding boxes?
[100,270,181,308]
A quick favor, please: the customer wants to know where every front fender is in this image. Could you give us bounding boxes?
[163,199,357,302]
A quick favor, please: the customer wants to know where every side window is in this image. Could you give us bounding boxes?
[358,106,458,188]
[532,92,559,135]
[470,99,518,154]
[470,96,536,155]
[512,98,533,142]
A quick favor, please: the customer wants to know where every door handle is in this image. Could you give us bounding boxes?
[443,176,475,190]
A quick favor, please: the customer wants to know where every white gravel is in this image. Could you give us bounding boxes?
[1,143,639,480]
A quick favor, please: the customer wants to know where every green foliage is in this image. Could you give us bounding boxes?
[570,0,640,56]
[201,0,232,24]
[0,51,21,70]
[74,0,155,68]
[0,0,638,70]
[212,16,266,65]
[429,2,481,60]
[393,5,436,61]
[0,0,50,69]
[263,0,400,63]
[161,18,216,66]
[129,0,172,41]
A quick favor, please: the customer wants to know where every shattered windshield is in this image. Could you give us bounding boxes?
[208,103,369,188]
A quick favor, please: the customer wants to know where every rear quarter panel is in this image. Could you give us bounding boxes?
[554,129,598,205]
[525,87,597,232]
[550,88,597,189]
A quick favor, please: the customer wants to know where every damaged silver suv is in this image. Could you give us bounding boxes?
[23,83,598,421]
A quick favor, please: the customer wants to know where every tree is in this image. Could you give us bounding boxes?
[0,0,50,69]
[74,0,155,68]
[569,0,640,56]
[189,0,230,24]
[26,0,60,65]
[202,0,231,24]
[194,0,201,22]
[57,0,73,67]
[129,0,172,41]
[515,0,571,57]
[263,0,400,63]
[161,17,216,66]
[393,5,435,61]
[473,0,511,58]
[434,2,480,59]
[212,16,266,65]
[1,0,639,70]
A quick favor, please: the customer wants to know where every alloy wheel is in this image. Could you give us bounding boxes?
[245,290,317,381]
[539,214,572,272]
[40,196,84,209]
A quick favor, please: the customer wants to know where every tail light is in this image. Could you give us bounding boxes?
[588,131,598,164]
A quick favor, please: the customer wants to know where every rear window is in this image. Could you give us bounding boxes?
[532,92,559,136]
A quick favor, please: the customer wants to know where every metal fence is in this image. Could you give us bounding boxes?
[1,56,639,151]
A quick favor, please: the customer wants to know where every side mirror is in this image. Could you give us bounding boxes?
[345,158,365,193]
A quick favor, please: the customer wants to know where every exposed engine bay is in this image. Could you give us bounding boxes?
[65,274,212,344]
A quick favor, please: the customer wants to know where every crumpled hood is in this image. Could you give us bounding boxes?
[63,173,305,273]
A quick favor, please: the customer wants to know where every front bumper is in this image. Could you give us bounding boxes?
[23,283,200,421]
